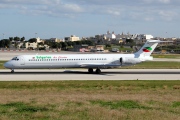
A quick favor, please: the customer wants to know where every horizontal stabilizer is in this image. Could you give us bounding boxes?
[148,40,173,43]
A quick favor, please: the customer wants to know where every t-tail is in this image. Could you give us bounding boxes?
[135,40,161,56]
[134,40,162,61]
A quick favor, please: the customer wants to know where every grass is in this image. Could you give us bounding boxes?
[122,61,180,69]
[0,61,6,69]
[172,102,180,107]
[152,54,180,59]
[0,81,179,120]
[90,100,150,109]
[0,102,49,113]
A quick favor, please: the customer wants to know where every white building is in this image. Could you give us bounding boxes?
[116,32,134,40]
[51,38,63,43]
[135,34,154,44]
[64,35,80,42]
[103,31,116,39]
[137,34,153,40]
[25,42,37,50]
[36,37,42,43]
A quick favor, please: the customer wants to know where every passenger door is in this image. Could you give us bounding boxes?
[20,56,25,65]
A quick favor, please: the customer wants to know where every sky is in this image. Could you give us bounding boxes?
[0,0,180,40]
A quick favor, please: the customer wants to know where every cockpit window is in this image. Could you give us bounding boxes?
[12,57,17,60]
[12,57,19,61]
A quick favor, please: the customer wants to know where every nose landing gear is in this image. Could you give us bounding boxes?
[11,69,14,73]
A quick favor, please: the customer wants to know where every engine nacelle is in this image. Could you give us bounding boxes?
[120,57,141,65]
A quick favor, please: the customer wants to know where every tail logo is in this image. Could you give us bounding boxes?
[143,47,152,52]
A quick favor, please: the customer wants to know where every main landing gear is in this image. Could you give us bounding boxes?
[88,68,93,73]
[88,68,101,74]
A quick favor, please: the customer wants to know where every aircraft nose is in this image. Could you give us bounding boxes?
[4,62,11,69]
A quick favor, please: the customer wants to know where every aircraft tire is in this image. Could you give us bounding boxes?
[95,68,101,74]
[11,69,14,73]
[88,68,93,73]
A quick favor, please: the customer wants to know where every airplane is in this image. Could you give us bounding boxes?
[4,40,164,74]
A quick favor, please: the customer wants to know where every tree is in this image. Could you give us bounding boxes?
[44,40,50,45]
[97,40,101,45]
[38,42,44,46]
[51,42,58,48]
[5,39,10,48]
[67,41,73,46]
[9,37,14,41]
[21,42,26,48]
[44,40,52,49]
[125,39,136,48]
[0,39,10,48]
[126,39,134,43]
[86,40,94,46]
[21,37,25,42]
[80,40,94,46]
[28,38,37,43]
[74,41,82,45]
[130,42,136,48]
[14,42,18,49]
[61,42,68,49]
[14,36,20,41]
[81,40,86,44]
[71,41,75,46]
[105,44,111,48]
[0,40,5,48]
[57,42,62,49]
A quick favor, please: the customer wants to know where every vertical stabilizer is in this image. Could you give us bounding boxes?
[134,40,160,57]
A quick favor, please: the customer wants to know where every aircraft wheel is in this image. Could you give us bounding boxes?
[11,69,14,73]
[95,68,101,74]
[88,68,93,73]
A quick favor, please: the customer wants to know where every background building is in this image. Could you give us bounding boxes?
[64,35,80,42]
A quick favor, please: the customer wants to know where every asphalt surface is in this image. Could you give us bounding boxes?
[1,69,180,81]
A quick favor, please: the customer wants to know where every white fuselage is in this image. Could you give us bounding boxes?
[4,53,146,69]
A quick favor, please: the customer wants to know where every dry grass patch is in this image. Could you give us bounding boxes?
[0,81,179,120]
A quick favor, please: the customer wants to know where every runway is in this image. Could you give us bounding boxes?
[0,69,180,81]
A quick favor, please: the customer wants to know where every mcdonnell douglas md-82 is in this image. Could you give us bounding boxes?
[4,40,164,74]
